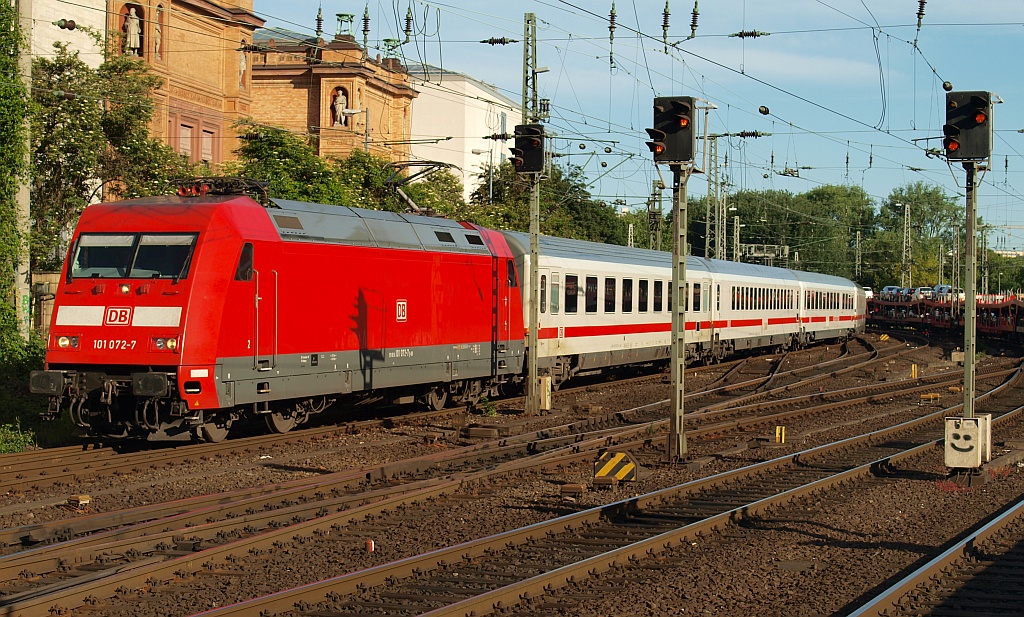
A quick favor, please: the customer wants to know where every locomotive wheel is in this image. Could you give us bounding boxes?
[426,388,448,411]
[200,421,230,443]
[265,411,298,434]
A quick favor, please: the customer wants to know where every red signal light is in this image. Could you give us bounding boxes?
[974,111,987,124]
[944,138,960,152]
[677,116,690,129]
[650,143,666,155]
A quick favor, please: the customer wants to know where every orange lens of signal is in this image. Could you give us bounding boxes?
[654,144,665,155]
[678,116,690,128]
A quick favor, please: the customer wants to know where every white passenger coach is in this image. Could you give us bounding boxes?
[503,232,866,388]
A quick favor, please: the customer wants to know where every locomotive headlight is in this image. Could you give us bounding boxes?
[119,283,130,294]
[57,336,80,349]
[153,337,178,351]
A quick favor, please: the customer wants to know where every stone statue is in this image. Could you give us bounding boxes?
[153,8,162,59]
[124,8,141,56]
[332,90,348,126]
[239,40,247,88]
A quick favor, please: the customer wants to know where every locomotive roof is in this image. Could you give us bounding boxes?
[267,199,491,255]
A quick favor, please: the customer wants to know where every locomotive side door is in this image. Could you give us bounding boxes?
[251,246,278,373]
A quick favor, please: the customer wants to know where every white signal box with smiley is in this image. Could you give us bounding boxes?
[944,415,991,469]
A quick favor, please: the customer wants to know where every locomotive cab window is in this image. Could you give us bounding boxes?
[70,233,197,280]
[235,242,254,281]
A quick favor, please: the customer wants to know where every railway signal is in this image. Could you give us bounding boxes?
[512,124,545,173]
[646,96,696,163]
[943,91,992,160]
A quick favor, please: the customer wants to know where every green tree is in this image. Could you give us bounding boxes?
[466,161,627,245]
[0,0,29,329]
[30,37,196,269]
[228,120,350,203]
[869,182,960,288]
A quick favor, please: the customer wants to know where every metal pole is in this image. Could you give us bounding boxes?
[733,216,740,262]
[488,149,493,204]
[363,108,369,153]
[963,162,977,419]
[669,165,690,460]
[15,0,33,338]
[526,174,540,416]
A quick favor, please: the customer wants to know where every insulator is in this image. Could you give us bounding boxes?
[917,0,926,22]
[362,8,370,36]
[479,37,517,45]
[663,2,671,31]
[405,7,413,39]
[737,131,761,138]
[690,2,699,37]
[731,30,766,39]
[609,3,616,33]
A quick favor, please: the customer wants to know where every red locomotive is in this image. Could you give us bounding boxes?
[31,179,863,442]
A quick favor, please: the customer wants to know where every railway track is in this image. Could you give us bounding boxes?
[849,486,1024,617]
[162,361,1024,616]
[0,351,1014,615]
[0,338,877,495]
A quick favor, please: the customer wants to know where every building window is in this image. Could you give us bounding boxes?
[179,124,193,158]
[201,130,214,162]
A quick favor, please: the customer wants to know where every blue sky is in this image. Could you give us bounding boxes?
[254,0,1024,246]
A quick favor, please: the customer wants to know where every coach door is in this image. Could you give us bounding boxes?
[493,257,518,372]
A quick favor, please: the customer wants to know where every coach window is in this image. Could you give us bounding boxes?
[507,260,518,288]
[605,278,616,312]
[667,283,672,311]
[586,276,598,313]
[654,281,663,312]
[693,283,703,312]
[565,275,579,314]
[622,279,633,313]
[551,274,560,314]
[639,280,649,312]
[234,243,253,281]
[540,275,547,313]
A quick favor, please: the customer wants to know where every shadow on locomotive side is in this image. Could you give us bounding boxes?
[30,178,865,444]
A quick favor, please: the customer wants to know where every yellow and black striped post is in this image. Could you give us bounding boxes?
[594,451,638,481]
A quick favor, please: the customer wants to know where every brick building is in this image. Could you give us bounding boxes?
[249,18,417,162]
[106,0,263,165]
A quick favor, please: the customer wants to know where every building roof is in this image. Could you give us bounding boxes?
[405,63,518,110]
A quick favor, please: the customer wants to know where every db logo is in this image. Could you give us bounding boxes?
[104,307,132,325]
[396,300,407,322]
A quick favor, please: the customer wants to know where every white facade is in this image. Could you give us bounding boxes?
[27,0,106,69]
[407,64,521,203]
